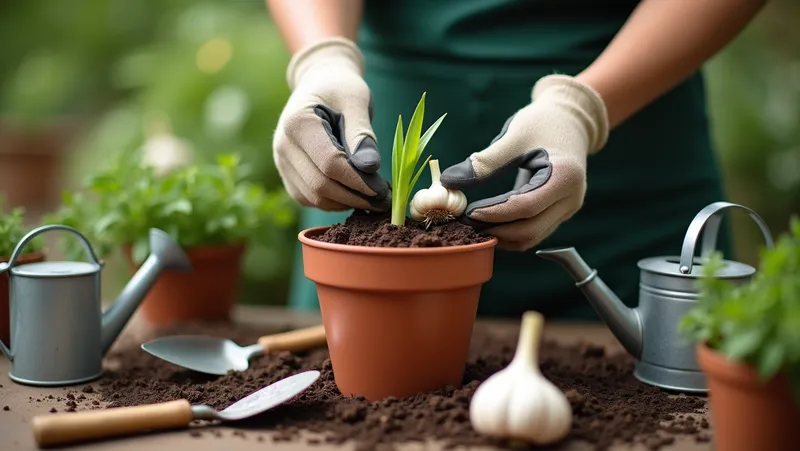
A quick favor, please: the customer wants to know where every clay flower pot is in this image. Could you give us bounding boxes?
[0,251,45,347]
[696,343,800,451]
[299,225,497,401]
[125,242,246,327]
[0,118,78,218]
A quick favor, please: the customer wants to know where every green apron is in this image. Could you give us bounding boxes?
[286,0,733,319]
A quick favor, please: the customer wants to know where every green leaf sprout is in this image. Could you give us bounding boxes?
[390,92,447,227]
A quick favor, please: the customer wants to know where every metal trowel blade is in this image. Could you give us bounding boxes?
[141,335,257,375]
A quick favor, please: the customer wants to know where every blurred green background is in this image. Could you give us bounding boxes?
[0,0,797,305]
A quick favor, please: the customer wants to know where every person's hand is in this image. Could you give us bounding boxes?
[273,37,391,212]
[440,74,610,251]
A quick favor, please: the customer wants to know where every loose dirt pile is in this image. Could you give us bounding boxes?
[84,321,710,450]
[312,210,491,247]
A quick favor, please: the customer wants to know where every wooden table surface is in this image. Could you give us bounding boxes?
[0,306,712,451]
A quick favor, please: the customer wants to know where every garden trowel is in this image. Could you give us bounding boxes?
[140,324,326,375]
[32,370,321,446]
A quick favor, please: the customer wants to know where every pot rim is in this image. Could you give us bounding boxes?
[298,225,498,255]
[0,250,46,264]
[696,342,786,388]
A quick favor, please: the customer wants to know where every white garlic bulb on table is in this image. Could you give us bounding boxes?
[469,310,573,445]
[409,159,467,226]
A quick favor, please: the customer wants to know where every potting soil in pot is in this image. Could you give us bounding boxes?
[80,321,710,451]
[312,210,492,247]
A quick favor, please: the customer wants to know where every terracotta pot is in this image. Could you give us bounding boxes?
[0,118,78,218]
[696,343,800,451]
[0,251,46,347]
[299,226,497,401]
[124,242,246,327]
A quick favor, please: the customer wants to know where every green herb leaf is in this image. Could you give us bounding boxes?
[721,327,765,360]
[44,150,297,261]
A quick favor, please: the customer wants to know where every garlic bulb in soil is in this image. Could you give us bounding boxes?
[469,311,572,445]
[409,159,467,226]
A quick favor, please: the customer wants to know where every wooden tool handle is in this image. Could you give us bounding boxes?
[32,399,193,447]
[258,324,327,352]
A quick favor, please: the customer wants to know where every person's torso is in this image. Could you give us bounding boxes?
[360,0,640,65]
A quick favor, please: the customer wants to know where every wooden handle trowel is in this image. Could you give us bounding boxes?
[140,325,326,375]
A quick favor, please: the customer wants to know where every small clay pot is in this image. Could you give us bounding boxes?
[0,118,78,218]
[125,242,246,327]
[299,226,497,401]
[696,343,800,451]
[0,251,46,347]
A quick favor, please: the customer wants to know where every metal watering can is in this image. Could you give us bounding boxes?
[536,201,774,393]
[0,224,191,386]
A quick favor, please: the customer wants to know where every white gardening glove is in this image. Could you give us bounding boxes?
[273,37,390,212]
[440,74,610,251]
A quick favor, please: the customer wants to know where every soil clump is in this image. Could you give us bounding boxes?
[311,210,491,247]
[90,320,708,450]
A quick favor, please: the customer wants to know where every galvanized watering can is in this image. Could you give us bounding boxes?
[0,224,191,386]
[536,201,774,393]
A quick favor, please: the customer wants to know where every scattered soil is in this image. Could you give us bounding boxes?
[312,210,491,247]
[88,320,707,450]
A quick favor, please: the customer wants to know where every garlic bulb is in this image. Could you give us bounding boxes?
[409,159,467,226]
[469,311,573,445]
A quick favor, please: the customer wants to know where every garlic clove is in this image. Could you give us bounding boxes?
[469,311,573,445]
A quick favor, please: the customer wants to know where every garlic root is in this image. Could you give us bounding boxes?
[409,159,467,228]
[469,311,573,445]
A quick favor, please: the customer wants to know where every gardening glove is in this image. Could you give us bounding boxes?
[440,74,610,251]
[273,37,391,212]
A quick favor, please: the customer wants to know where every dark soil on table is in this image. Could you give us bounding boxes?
[312,210,491,247]
[62,321,712,451]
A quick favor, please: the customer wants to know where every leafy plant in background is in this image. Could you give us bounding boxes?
[46,151,296,264]
[390,92,447,226]
[0,195,43,257]
[679,216,800,403]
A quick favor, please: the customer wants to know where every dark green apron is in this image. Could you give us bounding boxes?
[286,0,733,319]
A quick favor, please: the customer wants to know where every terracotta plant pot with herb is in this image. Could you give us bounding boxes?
[124,242,246,326]
[0,202,45,346]
[680,218,800,451]
[298,94,498,401]
[47,151,294,327]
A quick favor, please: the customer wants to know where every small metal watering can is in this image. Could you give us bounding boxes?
[536,201,774,393]
[0,224,191,386]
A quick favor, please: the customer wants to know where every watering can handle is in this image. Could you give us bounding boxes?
[678,201,774,274]
[0,224,102,274]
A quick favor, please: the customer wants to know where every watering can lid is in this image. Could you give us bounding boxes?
[10,261,101,278]
[638,256,755,279]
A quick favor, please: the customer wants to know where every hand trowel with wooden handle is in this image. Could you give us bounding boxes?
[141,324,326,375]
[32,370,320,447]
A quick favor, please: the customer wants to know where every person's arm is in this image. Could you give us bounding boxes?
[576,0,768,128]
[265,0,364,53]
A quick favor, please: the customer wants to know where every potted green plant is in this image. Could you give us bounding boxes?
[679,217,800,451]
[0,197,45,346]
[46,151,295,326]
[298,93,498,401]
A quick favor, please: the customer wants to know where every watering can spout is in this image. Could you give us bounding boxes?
[0,338,11,361]
[101,229,191,354]
[536,247,642,358]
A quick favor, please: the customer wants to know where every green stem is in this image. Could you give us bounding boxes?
[391,196,406,227]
